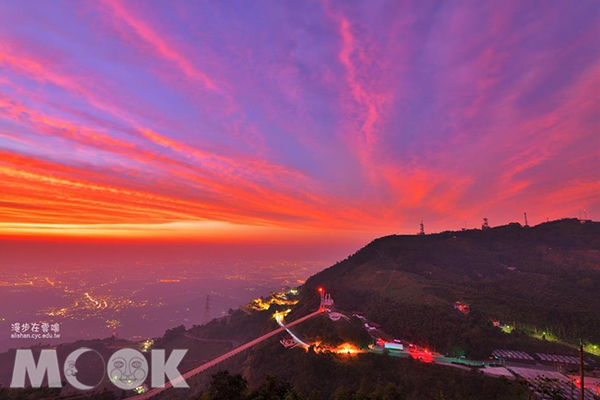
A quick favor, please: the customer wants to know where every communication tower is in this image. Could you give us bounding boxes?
[482,217,490,230]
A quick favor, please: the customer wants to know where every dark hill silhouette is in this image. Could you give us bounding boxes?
[299,218,600,357]
[2,219,597,399]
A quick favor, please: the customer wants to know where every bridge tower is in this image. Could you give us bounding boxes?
[318,287,334,310]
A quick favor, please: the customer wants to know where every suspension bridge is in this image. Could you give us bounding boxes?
[134,290,333,399]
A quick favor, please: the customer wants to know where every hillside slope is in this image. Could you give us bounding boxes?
[2,219,598,399]
[300,219,600,357]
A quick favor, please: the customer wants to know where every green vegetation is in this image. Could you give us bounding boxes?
[0,387,62,400]
[0,386,116,400]
[146,295,528,399]
[190,358,527,400]
[301,219,600,357]
[2,219,598,399]
[528,329,558,342]
[191,371,301,400]
[500,325,513,334]
[584,343,600,356]
[291,313,373,349]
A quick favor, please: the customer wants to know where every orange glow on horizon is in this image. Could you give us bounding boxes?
[0,2,598,243]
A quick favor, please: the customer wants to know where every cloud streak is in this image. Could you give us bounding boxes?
[0,0,598,240]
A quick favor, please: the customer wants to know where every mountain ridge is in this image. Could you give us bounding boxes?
[1,218,599,399]
[297,218,600,357]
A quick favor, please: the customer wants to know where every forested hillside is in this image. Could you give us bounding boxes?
[2,219,598,399]
[300,219,600,357]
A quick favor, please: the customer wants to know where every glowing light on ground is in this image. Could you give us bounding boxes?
[272,309,292,323]
[140,339,154,353]
[584,343,600,356]
[313,342,363,355]
[273,309,310,348]
[250,291,299,311]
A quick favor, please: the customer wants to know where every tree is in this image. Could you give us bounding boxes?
[208,371,248,400]
[248,374,300,400]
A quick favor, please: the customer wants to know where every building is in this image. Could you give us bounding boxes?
[454,301,470,315]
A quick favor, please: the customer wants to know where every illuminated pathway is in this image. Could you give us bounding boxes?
[135,292,332,399]
[274,310,310,349]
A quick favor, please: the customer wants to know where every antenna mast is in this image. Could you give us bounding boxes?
[482,217,490,230]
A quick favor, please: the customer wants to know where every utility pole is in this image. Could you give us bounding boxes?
[579,341,585,400]
[524,212,529,227]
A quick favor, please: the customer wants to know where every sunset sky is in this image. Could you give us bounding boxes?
[0,0,599,244]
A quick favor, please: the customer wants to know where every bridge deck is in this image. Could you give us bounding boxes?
[135,309,323,399]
